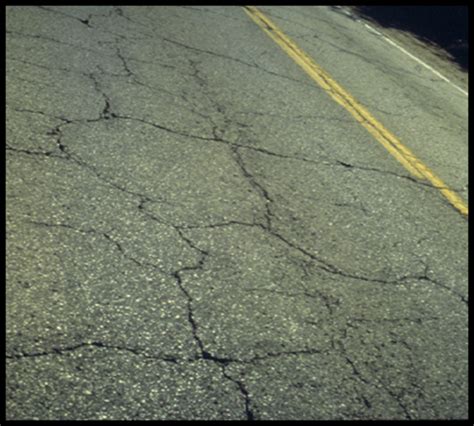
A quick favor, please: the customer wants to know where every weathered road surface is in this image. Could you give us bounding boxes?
[6,6,468,420]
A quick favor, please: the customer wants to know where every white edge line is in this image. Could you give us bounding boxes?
[364,23,382,36]
[363,22,468,97]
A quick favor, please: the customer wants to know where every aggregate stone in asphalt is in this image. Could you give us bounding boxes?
[6,6,468,420]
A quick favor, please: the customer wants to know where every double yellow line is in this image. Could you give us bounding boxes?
[244,6,468,217]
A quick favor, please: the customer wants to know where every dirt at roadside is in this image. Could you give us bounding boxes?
[345,6,468,92]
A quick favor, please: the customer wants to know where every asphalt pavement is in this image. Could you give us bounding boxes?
[6,6,468,420]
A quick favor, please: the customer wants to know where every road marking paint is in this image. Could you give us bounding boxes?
[364,23,382,36]
[362,22,468,97]
[337,6,467,97]
[243,6,468,217]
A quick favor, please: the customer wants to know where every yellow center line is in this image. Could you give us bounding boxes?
[243,6,468,217]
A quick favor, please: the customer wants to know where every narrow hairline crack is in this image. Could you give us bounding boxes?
[6,341,181,363]
[7,341,326,365]
[232,141,467,193]
[175,219,467,303]
[12,113,464,304]
[35,5,94,27]
[160,35,321,90]
[24,220,168,274]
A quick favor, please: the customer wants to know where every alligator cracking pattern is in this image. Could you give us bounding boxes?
[6,6,468,421]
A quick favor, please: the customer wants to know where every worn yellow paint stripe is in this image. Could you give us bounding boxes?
[243,6,468,217]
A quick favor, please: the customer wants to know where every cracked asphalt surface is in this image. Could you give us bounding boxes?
[6,6,468,420]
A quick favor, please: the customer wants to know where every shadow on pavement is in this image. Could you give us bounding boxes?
[354,6,468,71]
